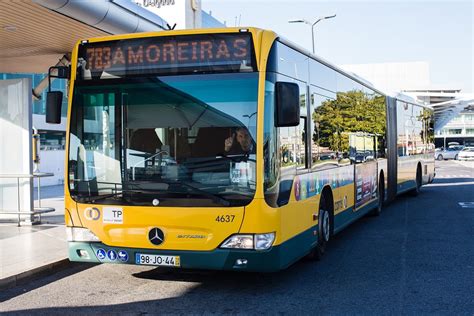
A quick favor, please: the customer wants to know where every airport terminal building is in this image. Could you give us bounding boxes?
[343,61,474,149]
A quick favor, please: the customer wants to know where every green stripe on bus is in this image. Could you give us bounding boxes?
[68,226,318,272]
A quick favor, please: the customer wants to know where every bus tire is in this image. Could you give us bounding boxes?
[410,164,422,196]
[370,173,384,216]
[309,195,331,261]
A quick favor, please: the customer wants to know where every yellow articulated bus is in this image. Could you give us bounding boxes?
[46,27,435,272]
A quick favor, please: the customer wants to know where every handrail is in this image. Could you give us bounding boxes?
[0,172,54,178]
[0,172,55,226]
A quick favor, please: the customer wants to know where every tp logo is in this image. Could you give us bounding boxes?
[84,207,100,221]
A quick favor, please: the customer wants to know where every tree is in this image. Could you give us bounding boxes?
[313,90,386,152]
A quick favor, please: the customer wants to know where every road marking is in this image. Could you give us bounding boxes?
[453,161,474,169]
[458,202,474,208]
[426,181,474,187]
[435,175,474,179]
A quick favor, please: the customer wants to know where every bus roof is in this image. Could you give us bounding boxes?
[77,26,427,109]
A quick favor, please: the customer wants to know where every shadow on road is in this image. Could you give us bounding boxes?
[0,263,98,303]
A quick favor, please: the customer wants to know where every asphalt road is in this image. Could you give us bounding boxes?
[1,160,473,315]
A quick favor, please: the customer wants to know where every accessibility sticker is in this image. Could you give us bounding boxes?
[118,250,129,262]
[96,249,106,261]
[107,250,118,261]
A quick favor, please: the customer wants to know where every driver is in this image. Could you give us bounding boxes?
[224,127,255,155]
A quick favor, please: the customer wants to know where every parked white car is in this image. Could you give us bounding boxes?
[435,146,464,160]
[458,147,474,161]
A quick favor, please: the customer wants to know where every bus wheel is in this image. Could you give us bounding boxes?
[370,174,384,216]
[309,196,331,261]
[410,165,422,196]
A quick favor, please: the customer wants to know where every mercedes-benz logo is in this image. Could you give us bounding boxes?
[148,227,165,246]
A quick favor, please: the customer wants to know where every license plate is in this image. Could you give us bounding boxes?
[135,253,180,267]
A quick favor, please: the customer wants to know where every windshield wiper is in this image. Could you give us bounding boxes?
[216,152,256,163]
[74,187,151,203]
[130,180,231,207]
[74,191,124,203]
[74,182,231,206]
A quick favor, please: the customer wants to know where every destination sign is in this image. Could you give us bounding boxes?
[78,33,256,79]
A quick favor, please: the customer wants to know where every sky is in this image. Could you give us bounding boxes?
[202,0,473,93]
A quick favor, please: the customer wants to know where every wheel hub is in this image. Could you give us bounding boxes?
[322,211,330,242]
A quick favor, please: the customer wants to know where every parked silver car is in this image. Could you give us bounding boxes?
[435,146,464,160]
[458,147,474,161]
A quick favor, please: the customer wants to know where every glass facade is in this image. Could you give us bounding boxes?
[438,127,474,136]
[435,113,474,142]
[0,73,68,117]
[39,130,66,150]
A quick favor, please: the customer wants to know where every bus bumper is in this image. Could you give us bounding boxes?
[68,242,284,272]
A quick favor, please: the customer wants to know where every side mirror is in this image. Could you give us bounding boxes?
[275,82,300,127]
[46,91,63,124]
[45,66,69,124]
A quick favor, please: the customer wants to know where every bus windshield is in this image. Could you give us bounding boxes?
[68,72,258,207]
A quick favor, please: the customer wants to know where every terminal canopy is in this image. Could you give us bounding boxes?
[429,97,474,131]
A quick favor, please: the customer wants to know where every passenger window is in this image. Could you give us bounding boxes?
[310,90,339,169]
[276,75,308,173]
[348,133,376,164]
[268,42,309,82]
[310,84,386,166]
[309,60,336,92]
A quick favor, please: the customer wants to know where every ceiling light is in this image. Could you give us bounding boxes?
[4,25,17,32]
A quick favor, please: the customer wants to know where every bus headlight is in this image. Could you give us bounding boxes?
[220,234,253,249]
[220,233,275,250]
[254,233,275,250]
[66,227,100,242]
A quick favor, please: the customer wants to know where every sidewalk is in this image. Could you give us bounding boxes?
[0,185,69,290]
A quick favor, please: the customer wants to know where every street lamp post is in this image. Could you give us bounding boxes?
[288,14,336,54]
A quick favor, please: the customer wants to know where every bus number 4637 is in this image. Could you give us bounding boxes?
[215,215,235,223]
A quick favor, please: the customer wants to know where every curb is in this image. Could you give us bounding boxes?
[0,258,71,291]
